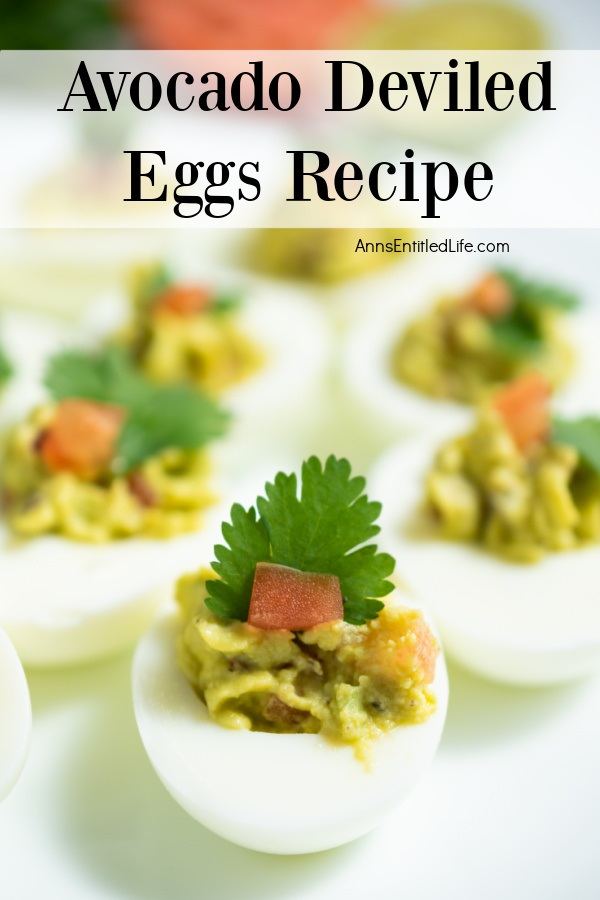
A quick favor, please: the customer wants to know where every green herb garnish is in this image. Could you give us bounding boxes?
[490,267,579,358]
[139,263,241,317]
[138,263,174,309]
[553,416,600,476]
[206,456,395,626]
[212,291,242,316]
[45,347,229,473]
[0,345,13,385]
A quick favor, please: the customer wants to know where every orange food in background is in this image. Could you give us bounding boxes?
[467,272,513,318]
[493,372,551,453]
[248,562,343,631]
[123,0,376,50]
[154,285,212,316]
[40,400,125,479]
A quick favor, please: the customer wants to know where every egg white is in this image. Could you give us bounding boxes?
[370,434,600,686]
[132,592,448,855]
[0,309,78,428]
[340,259,600,443]
[0,629,32,801]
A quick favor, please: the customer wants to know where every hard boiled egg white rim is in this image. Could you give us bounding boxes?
[0,628,32,800]
[132,593,448,855]
[369,434,600,684]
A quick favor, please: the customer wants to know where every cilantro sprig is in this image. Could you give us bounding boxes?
[0,344,13,385]
[490,267,579,358]
[552,416,600,476]
[137,262,242,316]
[206,456,395,626]
[44,347,229,473]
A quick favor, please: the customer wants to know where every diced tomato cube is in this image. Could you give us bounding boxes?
[493,372,551,453]
[154,285,212,317]
[248,563,343,631]
[466,272,513,318]
[39,399,125,479]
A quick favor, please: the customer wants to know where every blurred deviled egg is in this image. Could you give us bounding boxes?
[0,629,31,801]
[84,261,331,459]
[370,375,600,685]
[133,456,448,854]
[0,346,230,667]
[342,262,595,439]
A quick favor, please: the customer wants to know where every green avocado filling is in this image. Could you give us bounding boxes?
[177,572,437,760]
[176,457,438,759]
[1,347,228,543]
[424,409,600,563]
[114,263,264,395]
[391,269,578,404]
[1,404,217,542]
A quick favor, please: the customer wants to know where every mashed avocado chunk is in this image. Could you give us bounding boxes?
[424,401,600,563]
[391,270,577,404]
[115,264,264,394]
[1,402,217,542]
[177,572,437,759]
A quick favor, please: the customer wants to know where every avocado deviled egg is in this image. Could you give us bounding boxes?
[86,261,331,463]
[133,456,448,854]
[342,264,593,439]
[370,374,600,685]
[0,346,229,667]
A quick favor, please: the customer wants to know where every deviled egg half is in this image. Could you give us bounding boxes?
[370,375,600,686]
[342,261,598,440]
[133,456,448,855]
[0,346,231,667]
[0,629,31,801]
[83,261,331,464]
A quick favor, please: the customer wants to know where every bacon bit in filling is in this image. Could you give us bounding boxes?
[127,471,157,507]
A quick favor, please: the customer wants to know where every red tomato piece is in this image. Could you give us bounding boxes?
[248,562,343,631]
[466,272,513,318]
[154,285,213,317]
[39,400,125,479]
[493,372,551,453]
[123,0,374,50]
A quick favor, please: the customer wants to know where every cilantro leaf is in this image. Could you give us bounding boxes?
[489,312,542,357]
[489,268,579,359]
[206,456,395,626]
[45,346,138,405]
[115,384,229,474]
[552,416,600,475]
[496,268,580,313]
[212,291,242,316]
[44,347,229,473]
[206,505,271,621]
[0,344,13,385]
[137,263,174,308]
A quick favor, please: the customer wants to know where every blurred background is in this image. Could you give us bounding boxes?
[1,3,599,900]
[2,0,599,49]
